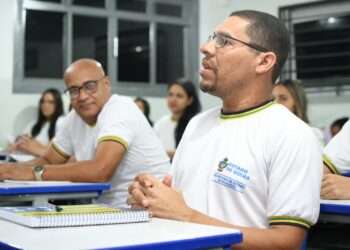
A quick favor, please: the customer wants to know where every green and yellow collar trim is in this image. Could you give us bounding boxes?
[323,154,340,175]
[220,100,275,120]
[269,215,312,230]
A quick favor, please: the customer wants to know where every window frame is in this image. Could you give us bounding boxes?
[279,0,350,90]
[13,0,199,97]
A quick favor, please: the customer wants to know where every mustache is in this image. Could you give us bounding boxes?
[202,59,217,73]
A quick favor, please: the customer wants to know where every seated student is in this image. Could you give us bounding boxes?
[322,120,350,199]
[330,117,349,138]
[128,10,322,249]
[154,79,201,159]
[9,88,65,157]
[0,58,170,208]
[134,97,153,126]
[272,79,325,146]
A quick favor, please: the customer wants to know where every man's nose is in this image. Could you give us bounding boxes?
[200,40,215,56]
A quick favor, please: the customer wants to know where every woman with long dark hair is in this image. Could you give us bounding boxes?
[154,79,201,159]
[14,88,65,157]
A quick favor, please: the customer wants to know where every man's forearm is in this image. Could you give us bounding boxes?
[21,157,51,166]
[188,209,305,250]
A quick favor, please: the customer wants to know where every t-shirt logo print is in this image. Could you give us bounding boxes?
[213,157,250,193]
[218,158,229,172]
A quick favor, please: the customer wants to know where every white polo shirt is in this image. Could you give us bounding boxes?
[172,101,322,229]
[154,115,177,152]
[52,94,170,207]
[323,121,350,174]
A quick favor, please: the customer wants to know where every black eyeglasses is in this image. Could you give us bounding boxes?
[208,32,269,52]
[64,76,105,100]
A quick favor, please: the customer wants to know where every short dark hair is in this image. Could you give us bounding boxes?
[331,117,349,130]
[134,97,153,126]
[230,10,290,83]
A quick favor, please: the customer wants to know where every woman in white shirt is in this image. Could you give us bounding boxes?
[13,88,65,157]
[154,79,201,159]
[272,79,325,146]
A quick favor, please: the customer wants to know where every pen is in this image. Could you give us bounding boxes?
[55,205,63,212]
[47,202,63,212]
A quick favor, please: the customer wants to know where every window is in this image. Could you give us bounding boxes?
[157,23,184,83]
[73,15,108,69]
[280,0,350,89]
[118,20,149,83]
[116,0,146,12]
[25,10,63,78]
[14,0,198,96]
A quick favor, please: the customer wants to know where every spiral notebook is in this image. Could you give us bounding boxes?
[0,204,150,228]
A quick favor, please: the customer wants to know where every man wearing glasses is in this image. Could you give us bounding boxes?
[128,10,322,249]
[0,58,170,208]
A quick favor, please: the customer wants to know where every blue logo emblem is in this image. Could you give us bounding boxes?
[213,157,250,193]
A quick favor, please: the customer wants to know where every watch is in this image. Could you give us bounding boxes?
[33,165,45,181]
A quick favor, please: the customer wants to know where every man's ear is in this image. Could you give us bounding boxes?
[255,52,276,75]
[104,76,111,88]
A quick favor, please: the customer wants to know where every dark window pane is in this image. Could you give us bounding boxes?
[35,0,61,2]
[73,15,107,71]
[157,24,183,83]
[116,0,146,12]
[155,3,182,17]
[118,20,149,82]
[25,10,63,78]
[294,15,350,79]
[73,0,105,8]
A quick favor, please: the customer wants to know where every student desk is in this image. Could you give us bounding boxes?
[0,218,242,250]
[0,181,110,206]
[307,199,350,249]
[319,199,350,223]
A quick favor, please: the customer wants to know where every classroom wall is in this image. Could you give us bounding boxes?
[0,0,349,147]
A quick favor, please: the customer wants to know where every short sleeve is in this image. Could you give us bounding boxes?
[96,98,137,150]
[55,116,66,135]
[51,113,74,159]
[267,125,322,229]
[323,121,350,174]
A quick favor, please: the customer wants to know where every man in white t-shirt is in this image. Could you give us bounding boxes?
[0,58,170,207]
[322,121,350,199]
[128,10,322,249]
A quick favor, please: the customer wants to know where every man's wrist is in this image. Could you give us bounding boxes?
[179,207,196,222]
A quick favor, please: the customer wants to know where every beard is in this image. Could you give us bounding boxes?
[199,79,216,94]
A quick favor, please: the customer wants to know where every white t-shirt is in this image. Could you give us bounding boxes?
[154,115,177,151]
[23,117,65,144]
[171,101,322,229]
[323,121,350,174]
[311,126,325,147]
[52,95,170,207]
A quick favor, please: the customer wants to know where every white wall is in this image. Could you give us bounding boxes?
[0,0,37,147]
[0,0,349,147]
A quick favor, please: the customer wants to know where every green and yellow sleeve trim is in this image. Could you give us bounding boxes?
[269,216,312,230]
[98,135,128,150]
[220,100,275,120]
[51,143,70,159]
[323,154,340,175]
